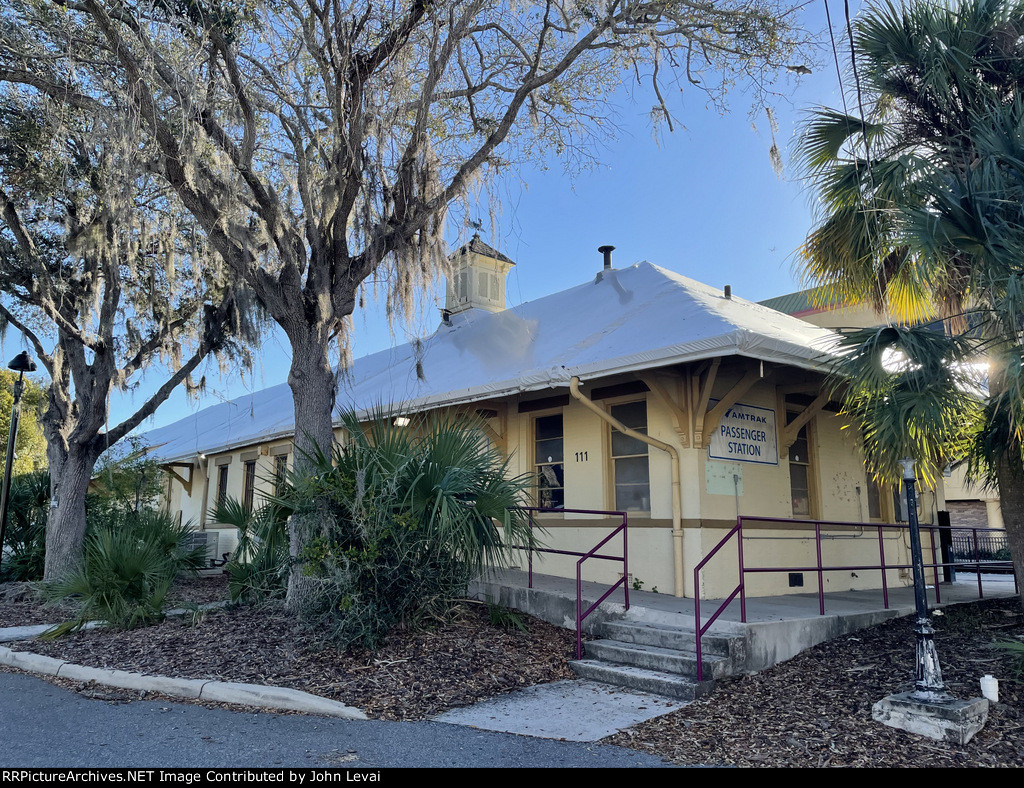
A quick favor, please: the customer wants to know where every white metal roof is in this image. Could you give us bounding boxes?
[140,262,838,463]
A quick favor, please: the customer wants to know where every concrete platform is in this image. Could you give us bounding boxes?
[473,568,1018,673]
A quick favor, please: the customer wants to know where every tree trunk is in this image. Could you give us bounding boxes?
[996,453,1024,612]
[42,445,99,582]
[284,329,338,612]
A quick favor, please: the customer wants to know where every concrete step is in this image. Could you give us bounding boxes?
[584,639,734,680]
[570,660,714,701]
[603,620,746,662]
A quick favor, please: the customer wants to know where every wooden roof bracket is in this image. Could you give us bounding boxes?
[161,462,194,497]
[465,401,506,454]
[642,372,691,447]
[691,358,721,449]
[780,391,830,452]
[701,365,775,448]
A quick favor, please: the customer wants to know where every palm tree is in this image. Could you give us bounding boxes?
[797,0,1024,589]
[800,0,1024,321]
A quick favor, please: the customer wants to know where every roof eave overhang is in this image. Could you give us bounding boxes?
[153,334,835,464]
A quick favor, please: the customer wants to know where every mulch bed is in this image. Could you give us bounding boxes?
[609,597,1024,767]
[8,574,1024,766]
[0,576,229,628]
[10,599,578,720]
[0,583,73,628]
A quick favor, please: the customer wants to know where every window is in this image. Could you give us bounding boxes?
[534,414,564,509]
[866,477,882,520]
[787,414,812,517]
[242,460,257,513]
[610,400,650,512]
[216,465,229,507]
[274,454,289,495]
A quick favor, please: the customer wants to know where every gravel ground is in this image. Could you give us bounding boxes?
[10,597,578,720]
[609,597,1024,767]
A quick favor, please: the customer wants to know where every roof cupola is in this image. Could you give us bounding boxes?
[445,234,515,315]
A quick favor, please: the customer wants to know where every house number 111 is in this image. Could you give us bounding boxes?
[575,451,589,462]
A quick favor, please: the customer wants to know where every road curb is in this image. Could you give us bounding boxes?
[0,645,367,720]
[0,645,66,675]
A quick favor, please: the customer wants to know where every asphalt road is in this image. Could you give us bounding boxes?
[0,672,672,768]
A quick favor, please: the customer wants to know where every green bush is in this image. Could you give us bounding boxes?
[0,470,50,582]
[87,440,166,526]
[266,411,537,650]
[218,496,290,602]
[1,443,180,586]
[487,601,528,632]
[43,509,206,634]
[991,638,1024,683]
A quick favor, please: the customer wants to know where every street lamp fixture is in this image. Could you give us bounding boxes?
[898,458,950,702]
[0,351,37,575]
[872,464,990,743]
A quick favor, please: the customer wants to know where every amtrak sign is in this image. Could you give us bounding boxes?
[707,400,778,466]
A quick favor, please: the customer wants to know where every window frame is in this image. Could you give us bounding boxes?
[532,409,565,510]
[864,475,899,523]
[216,464,230,508]
[606,396,652,515]
[786,409,819,519]
[274,453,289,496]
[242,459,257,513]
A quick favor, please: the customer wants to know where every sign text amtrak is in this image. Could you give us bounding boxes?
[707,401,778,466]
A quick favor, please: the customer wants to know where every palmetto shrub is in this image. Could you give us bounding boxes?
[217,496,290,603]
[43,509,206,634]
[268,411,536,650]
[0,470,50,582]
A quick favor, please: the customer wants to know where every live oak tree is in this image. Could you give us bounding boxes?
[0,86,257,580]
[2,0,808,603]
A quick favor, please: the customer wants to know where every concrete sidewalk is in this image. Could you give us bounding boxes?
[433,679,686,741]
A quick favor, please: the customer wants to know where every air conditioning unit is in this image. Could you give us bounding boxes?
[184,530,219,566]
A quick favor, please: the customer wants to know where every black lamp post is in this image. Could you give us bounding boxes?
[899,458,950,702]
[0,351,37,574]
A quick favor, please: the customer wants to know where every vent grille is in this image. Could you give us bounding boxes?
[184,531,219,565]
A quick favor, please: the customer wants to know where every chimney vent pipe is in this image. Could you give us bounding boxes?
[598,245,615,270]
[724,284,732,299]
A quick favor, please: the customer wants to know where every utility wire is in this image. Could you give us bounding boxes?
[823,0,850,120]
[837,0,892,324]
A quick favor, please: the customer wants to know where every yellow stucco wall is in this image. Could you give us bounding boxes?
[160,363,934,601]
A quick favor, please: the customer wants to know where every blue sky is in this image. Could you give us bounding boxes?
[9,1,863,435]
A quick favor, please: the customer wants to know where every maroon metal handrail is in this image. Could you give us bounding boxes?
[693,517,1017,681]
[510,506,629,659]
[693,522,744,683]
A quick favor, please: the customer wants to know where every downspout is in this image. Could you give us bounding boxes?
[197,455,211,530]
[569,376,685,598]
